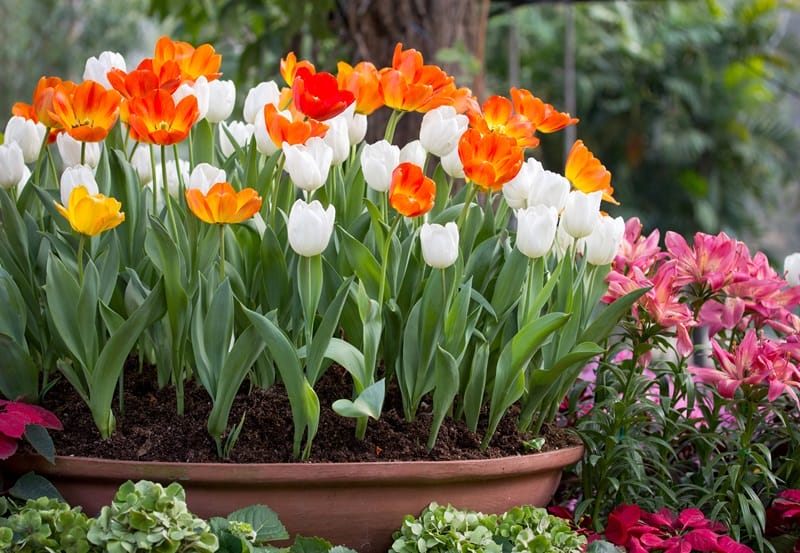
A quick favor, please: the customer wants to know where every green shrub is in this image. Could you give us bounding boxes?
[0,496,96,552]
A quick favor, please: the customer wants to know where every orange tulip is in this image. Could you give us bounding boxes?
[469,96,539,149]
[280,52,316,86]
[337,61,384,115]
[55,185,125,236]
[457,128,524,192]
[49,80,121,142]
[565,140,617,205]
[388,162,436,218]
[263,103,328,149]
[511,88,579,134]
[379,43,457,113]
[153,36,221,83]
[33,76,73,129]
[127,90,199,145]
[186,182,262,225]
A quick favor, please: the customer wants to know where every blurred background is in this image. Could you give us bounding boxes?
[1,0,798,261]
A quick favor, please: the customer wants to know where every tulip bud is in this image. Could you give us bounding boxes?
[253,107,281,156]
[60,165,98,207]
[441,146,465,179]
[4,116,46,163]
[130,147,152,185]
[502,158,535,209]
[189,163,226,194]
[528,164,570,212]
[584,215,625,266]
[419,106,468,157]
[243,81,281,125]
[785,253,800,286]
[220,121,254,158]
[174,76,209,121]
[322,115,350,165]
[341,103,367,146]
[56,133,101,169]
[515,205,558,259]
[400,140,426,167]
[83,51,127,89]
[0,142,30,192]
[287,199,335,257]
[420,222,459,269]
[561,190,602,239]
[205,79,236,123]
[282,137,333,192]
[360,140,400,192]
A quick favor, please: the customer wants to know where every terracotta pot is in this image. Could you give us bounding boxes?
[2,445,582,553]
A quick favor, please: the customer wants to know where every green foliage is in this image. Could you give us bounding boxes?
[389,502,586,553]
[86,480,218,553]
[0,496,96,553]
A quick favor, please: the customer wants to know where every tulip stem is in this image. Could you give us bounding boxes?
[149,144,158,214]
[173,144,186,197]
[77,235,86,284]
[34,129,49,186]
[384,110,404,143]
[219,224,226,282]
[456,183,478,230]
[378,215,402,303]
[161,145,179,237]
[80,142,86,166]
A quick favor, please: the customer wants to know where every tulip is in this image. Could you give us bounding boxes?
[458,128,523,192]
[420,222,459,269]
[253,107,279,155]
[502,158,535,210]
[584,215,625,266]
[56,133,101,168]
[189,163,226,195]
[400,140,426,167]
[127,90,198,145]
[205,79,236,123]
[0,142,30,192]
[243,81,281,125]
[185,182,262,225]
[565,140,617,205]
[130,147,152,185]
[440,146,465,179]
[173,76,210,121]
[50,80,121,142]
[561,190,602,239]
[340,103,367,146]
[292,67,354,121]
[220,121,254,158]
[287,199,336,257]
[4,116,46,163]
[419,106,468,157]
[261,103,328,152]
[389,162,436,218]
[360,140,400,193]
[322,115,350,165]
[282,137,333,192]
[785,253,800,287]
[528,165,570,212]
[83,51,127,89]
[60,165,98,207]
[55,185,124,237]
[515,205,558,259]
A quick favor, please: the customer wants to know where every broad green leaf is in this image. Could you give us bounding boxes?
[0,335,38,401]
[428,347,458,450]
[338,227,382,300]
[463,341,489,432]
[44,254,88,372]
[0,268,27,345]
[226,504,289,541]
[305,271,351,385]
[580,287,649,344]
[9,472,64,502]
[332,379,385,420]
[193,118,216,165]
[24,424,55,464]
[324,338,367,390]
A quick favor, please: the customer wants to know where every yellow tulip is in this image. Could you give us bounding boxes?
[55,185,125,236]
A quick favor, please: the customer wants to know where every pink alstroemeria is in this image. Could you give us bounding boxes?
[0,399,62,459]
[665,230,747,292]
[613,217,663,276]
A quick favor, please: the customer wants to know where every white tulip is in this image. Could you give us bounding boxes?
[340,103,367,146]
[4,116,46,163]
[785,253,800,286]
[152,158,190,200]
[282,137,333,192]
[528,164,570,212]
[205,79,236,123]
[322,115,350,165]
[515,205,558,259]
[0,142,30,192]
[400,140,426,167]
[287,199,336,257]
[561,190,602,239]
[360,140,400,192]
[189,163,226,194]
[220,121,254,158]
[130,146,152,185]
[584,215,625,266]
[502,159,535,209]
[419,106,468,157]
[253,105,282,156]
[441,146,465,179]
[553,219,575,259]
[83,51,126,89]
[56,133,101,169]
[420,222,459,269]
[60,165,98,207]
[173,76,209,121]
[243,81,281,125]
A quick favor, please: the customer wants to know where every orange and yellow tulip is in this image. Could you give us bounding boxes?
[468,96,539,149]
[379,43,457,113]
[263,103,328,149]
[33,76,73,130]
[186,182,263,225]
[565,140,617,205]
[458,128,524,192]
[337,61,384,115]
[388,162,436,218]
[50,80,121,142]
[55,185,125,236]
[127,90,199,145]
[152,36,221,83]
[511,88,579,134]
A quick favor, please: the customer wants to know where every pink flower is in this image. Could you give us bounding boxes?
[689,329,765,399]
[0,399,62,459]
[665,231,747,292]
[613,217,664,276]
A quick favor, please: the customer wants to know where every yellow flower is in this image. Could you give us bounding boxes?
[55,185,125,236]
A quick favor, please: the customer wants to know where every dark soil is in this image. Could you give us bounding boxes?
[40,359,580,463]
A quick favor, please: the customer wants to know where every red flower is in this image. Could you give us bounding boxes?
[389,162,436,218]
[292,67,354,121]
[0,400,62,459]
[127,89,199,145]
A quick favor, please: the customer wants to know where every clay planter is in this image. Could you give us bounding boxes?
[2,445,582,553]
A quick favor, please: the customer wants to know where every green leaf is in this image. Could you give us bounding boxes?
[306,275,351,385]
[338,227,382,299]
[24,424,56,464]
[463,341,489,432]
[193,118,216,165]
[226,504,289,542]
[580,287,649,344]
[332,379,385,420]
[8,472,64,502]
[0,268,27,345]
[290,536,333,553]
[0,335,38,401]
[44,254,89,372]
[324,338,367,391]
[428,347,458,450]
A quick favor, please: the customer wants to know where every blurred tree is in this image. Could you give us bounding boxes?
[486,0,800,240]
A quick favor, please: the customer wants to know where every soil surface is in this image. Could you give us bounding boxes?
[40,359,580,463]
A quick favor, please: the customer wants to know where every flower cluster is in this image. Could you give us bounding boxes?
[0,36,637,460]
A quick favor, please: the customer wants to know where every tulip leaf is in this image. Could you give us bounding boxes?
[332,379,385,420]
[193,118,215,165]
[427,347,458,450]
[298,255,323,357]
[580,286,650,345]
[338,227,382,299]
[259,224,291,318]
[0,334,38,401]
[490,247,528,320]
[324,338,367,390]
[463,341,489,432]
[306,275,352,385]
[44,254,88,373]
[0,268,27,347]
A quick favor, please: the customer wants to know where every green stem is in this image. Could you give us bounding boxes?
[456,183,478,230]
[33,129,50,185]
[45,142,59,189]
[76,235,86,284]
[80,141,86,166]
[149,144,158,214]
[270,154,286,229]
[219,224,226,282]
[173,143,186,196]
[161,144,178,237]
[383,110,404,143]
